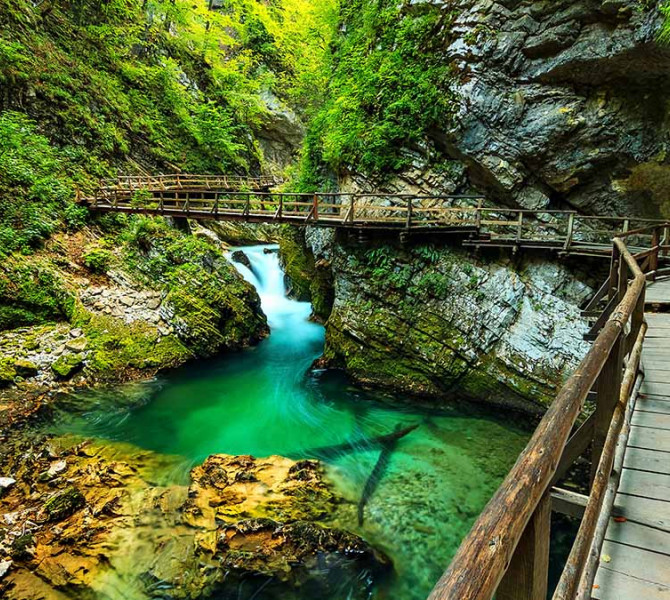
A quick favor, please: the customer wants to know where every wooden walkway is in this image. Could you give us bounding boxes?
[593,283,670,599]
[82,174,670,259]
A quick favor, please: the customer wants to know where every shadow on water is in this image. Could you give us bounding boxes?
[50,245,543,600]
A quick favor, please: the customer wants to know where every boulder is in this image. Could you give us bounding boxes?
[230,250,252,269]
[13,359,38,378]
[51,355,84,380]
[65,337,87,353]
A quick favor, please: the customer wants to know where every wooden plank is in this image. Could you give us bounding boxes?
[636,396,670,414]
[624,446,670,475]
[596,541,670,586]
[641,381,670,396]
[551,487,588,518]
[619,465,670,501]
[629,424,670,452]
[605,518,670,557]
[632,410,670,430]
[593,564,670,600]
[613,495,670,530]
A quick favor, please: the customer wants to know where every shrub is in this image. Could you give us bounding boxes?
[82,246,113,273]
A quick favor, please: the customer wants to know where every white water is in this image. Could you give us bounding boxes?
[230,244,314,330]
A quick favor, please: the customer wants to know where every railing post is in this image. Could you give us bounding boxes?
[313,193,319,222]
[664,225,670,258]
[497,492,551,600]
[349,195,355,223]
[516,212,524,244]
[406,197,413,229]
[591,245,626,485]
[650,226,660,280]
[564,213,575,252]
[475,199,483,232]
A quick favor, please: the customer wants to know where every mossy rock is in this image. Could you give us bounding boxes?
[14,359,39,378]
[11,533,35,560]
[44,486,85,522]
[51,354,84,380]
[0,359,17,387]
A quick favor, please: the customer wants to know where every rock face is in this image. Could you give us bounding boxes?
[339,0,670,218]
[400,0,670,217]
[305,228,593,413]
[0,438,389,600]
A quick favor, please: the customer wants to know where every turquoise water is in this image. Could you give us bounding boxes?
[55,245,530,600]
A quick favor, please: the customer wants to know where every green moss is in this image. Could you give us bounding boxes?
[44,486,85,522]
[279,229,316,302]
[71,308,192,381]
[51,354,84,380]
[13,358,38,377]
[0,257,74,331]
[0,358,17,387]
[278,228,334,321]
[82,245,113,274]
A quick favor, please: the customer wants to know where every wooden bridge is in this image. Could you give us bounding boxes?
[85,176,670,599]
[83,175,670,258]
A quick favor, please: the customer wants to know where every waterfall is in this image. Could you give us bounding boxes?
[228,244,312,330]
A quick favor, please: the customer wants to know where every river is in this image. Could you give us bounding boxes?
[53,244,530,600]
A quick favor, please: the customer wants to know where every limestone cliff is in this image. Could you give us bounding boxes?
[293,0,669,412]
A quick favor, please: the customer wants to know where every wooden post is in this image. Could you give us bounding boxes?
[516,212,524,244]
[622,218,630,234]
[313,193,319,222]
[664,225,670,258]
[564,213,575,251]
[591,241,626,484]
[650,226,660,279]
[406,197,413,229]
[497,492,551,600]
[349,195,355,223]
[475,199,483,232]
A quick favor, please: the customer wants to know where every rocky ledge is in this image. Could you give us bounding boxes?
[0,438,389,600]
[304,228,594,414]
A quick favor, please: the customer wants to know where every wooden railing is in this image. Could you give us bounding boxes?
[427,224,670,600]
[96,174,281,192]
[83,178,670,256]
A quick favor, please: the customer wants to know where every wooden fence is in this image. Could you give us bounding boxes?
[84,179,670,257]
[427,224,670,600]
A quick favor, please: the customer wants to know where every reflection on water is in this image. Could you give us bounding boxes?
[54,245,530,600]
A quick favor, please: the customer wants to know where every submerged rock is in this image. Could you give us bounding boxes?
[0,437,389,600]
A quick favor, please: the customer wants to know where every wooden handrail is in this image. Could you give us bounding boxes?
[428,230,656,600]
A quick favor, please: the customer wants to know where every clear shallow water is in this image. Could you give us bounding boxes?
[54,245,530,600]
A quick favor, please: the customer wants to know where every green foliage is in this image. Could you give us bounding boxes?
[0,112,76,254]
[0,258,74,330]
[299,0,458,180]
[82,245,113,273]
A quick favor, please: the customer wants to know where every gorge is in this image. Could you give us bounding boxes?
[1,0,670,598]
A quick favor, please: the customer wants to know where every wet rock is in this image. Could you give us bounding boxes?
[43,486,85,522]
[231,250,252,269]
[0,560,11,580]
[13,359,38,378]
[219,519,390,594]
[51,355,84,380]
[69,328,83,338]
[305,227,592,413]
[0,477,16,490]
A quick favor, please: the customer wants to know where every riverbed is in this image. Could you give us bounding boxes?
[51,245,530,600]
